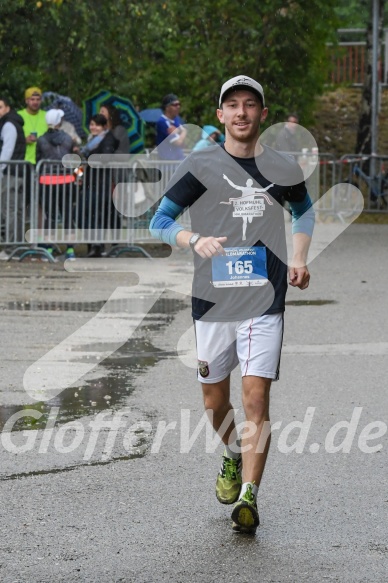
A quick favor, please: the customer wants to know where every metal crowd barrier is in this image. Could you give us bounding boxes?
[306,153,388,222]
[0,157,184,261]
[1,152,387,262]
[116,156,196,251]
[25,158,183,261]
[336,154,388,213]
[0,161,34,258]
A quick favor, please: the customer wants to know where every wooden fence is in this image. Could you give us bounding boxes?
[328,28,388,86]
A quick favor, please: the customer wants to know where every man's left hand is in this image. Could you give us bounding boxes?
[289,265,310,289]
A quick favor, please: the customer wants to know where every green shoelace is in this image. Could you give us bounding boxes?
[242,483,255,504]
[222,457,240,480]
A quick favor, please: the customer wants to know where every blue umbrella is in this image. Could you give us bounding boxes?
[42,92,86,139]
[83,90,144,153]
[139,109,186,126]
[139,108,163,123]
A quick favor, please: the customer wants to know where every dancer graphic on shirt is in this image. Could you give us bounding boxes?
[221,175,274,240]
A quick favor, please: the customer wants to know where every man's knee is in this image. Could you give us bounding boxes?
[242,376,271,420]
[202,380,230,413]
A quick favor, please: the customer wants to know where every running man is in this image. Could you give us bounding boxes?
[150,75,314,533]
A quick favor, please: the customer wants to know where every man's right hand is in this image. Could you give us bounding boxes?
[194,236,227,259]
[26,134,37,144]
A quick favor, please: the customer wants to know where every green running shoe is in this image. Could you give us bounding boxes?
[215,453,242,505]
[231,483,260,533]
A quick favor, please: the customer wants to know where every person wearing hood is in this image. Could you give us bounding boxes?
[193,125,223,151]
[0,96,27,259]
[37,109,76,260]
[36,109,73,162]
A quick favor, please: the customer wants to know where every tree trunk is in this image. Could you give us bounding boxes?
[355,0,384,158]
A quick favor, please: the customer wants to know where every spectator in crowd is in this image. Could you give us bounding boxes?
[80,114,118,158]
[0,96,27,260]
[193,125,223,151]
[99,103,129,200]
[18,87,48,165]
[275,113,300,153]
[36,109,73,160]
[156,93,186,160]
[275,113,301,209]
[36,109,76,261]
[61,118,82,150]
[79,114,119,257]
[99,103,129,154]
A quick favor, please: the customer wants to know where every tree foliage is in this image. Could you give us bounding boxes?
[1,0,339,127]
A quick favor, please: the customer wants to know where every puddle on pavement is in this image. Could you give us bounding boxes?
[2,452,147,481]
[0,338,173,433]
[0,296,186,432]
[1,297,187,314]
[36,287,72,291]
[0,274,81,280]
[285,299,337,306]
[1,299,114,312]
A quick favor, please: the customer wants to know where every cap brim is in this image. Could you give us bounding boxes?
[220,85,264,107]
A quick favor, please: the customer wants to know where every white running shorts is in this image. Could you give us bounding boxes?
[194,313,284,384]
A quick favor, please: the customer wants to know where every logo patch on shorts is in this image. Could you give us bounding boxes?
[198,360,209,378]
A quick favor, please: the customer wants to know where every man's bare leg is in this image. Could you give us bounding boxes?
[240,375,272,486]
[202,376,242,505]
[231,375,271,531]
[202,376,238,447]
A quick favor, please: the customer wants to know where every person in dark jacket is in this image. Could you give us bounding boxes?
[99,103,129,154]
[37,109,76,260]
[0,97,27,257]
[275,113,300,153]
[99,103,130,195]
[36,109,73,162]
[80,114,119,257]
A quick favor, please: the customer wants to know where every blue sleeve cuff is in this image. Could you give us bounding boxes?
[289,194,315,236]
[149,196,185,246]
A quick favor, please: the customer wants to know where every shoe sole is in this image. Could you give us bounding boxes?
[232,521,257,534]
[231,502,260,531]
[216,492,240,505]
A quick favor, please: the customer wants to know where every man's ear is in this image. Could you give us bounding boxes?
[216,108,224,124]
[260,107,269,123]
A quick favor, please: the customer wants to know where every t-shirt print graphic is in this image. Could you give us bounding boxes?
[220,174,274,241]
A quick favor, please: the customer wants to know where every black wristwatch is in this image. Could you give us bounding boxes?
[189,233,201,251]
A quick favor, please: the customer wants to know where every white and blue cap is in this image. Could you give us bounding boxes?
[219,75,265,108]
[45,108,64,127]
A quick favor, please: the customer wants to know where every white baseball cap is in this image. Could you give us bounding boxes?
[219,75,265,108]
[45,109,65,127]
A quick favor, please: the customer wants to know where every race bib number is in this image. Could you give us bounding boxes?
[211,247,268,288]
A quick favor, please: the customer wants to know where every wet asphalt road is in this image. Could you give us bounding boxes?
[0,224,387,582]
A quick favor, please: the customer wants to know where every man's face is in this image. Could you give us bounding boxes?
[286,116,298,132]
[0,101,10,119]
[25,94,42,113]
[216,90,268,143]
[165,99,181,119]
